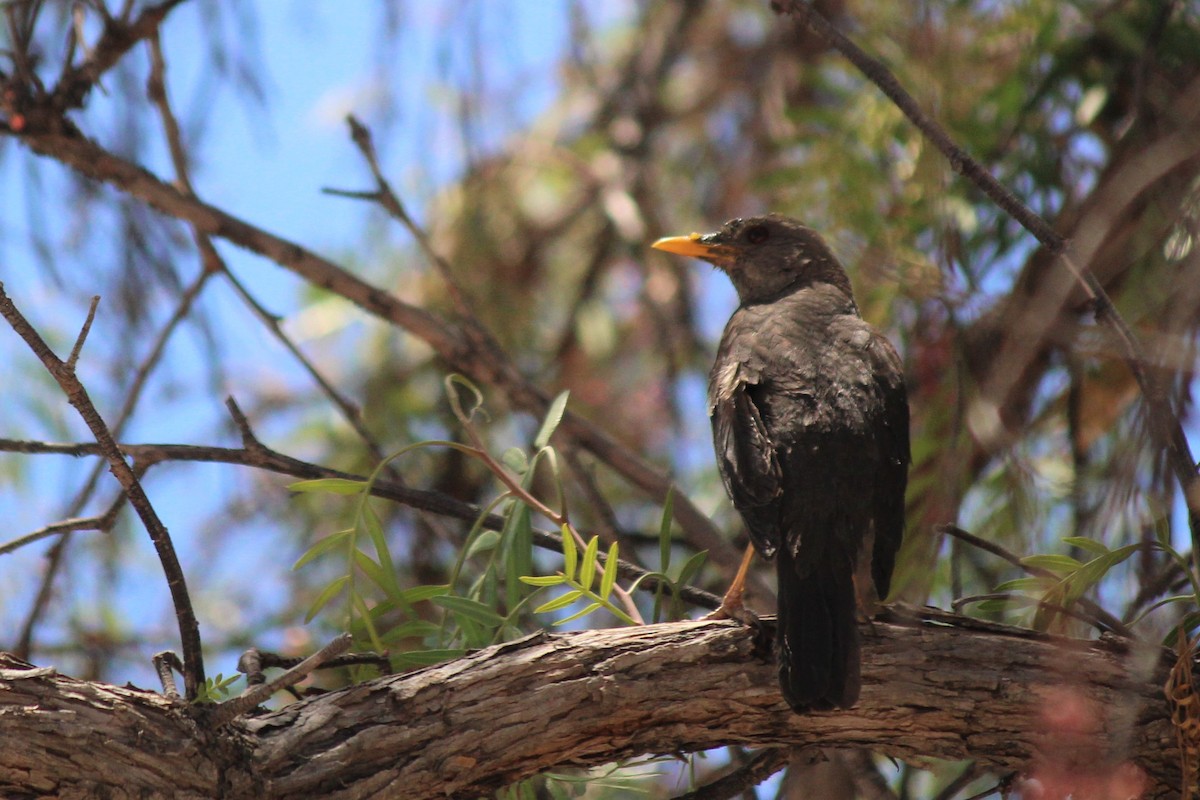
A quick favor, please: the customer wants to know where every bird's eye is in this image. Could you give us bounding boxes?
[744,224,769,244]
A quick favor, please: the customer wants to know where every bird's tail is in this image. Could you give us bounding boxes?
[775,546,861,711]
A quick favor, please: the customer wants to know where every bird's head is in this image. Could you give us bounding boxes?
[652,214,853,304]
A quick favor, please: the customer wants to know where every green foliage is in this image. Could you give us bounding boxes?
[519,526,634,626]
[293,377,655,671]
[193,673,242,704]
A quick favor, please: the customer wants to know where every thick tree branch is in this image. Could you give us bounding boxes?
[0,615,1180,799]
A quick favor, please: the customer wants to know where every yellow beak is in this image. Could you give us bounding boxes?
[651,233,718,259]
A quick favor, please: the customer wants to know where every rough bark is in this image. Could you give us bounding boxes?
[0,612,1181,799]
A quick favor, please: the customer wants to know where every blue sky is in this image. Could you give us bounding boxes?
[0,1,630,684]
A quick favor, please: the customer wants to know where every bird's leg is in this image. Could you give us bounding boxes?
[704,545,759,626]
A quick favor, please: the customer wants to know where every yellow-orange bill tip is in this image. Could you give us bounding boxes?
[651,233,714,258]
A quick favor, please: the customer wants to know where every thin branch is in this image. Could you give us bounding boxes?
[0,284,205,699]
[0,428,724,612]
[12,126,759,596]
[0,490,124,556]
[209,633,354,728]
[16,256,213,659]
[51,0,189,112]
[64,295,99,371]
[338,115,476,321]
[672,747,795,800]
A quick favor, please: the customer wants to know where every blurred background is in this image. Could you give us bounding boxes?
[2,1,1199,796]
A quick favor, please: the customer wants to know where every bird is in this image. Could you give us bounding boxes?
[653,214,909,711]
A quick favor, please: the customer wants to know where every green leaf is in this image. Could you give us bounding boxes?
[534,589,583,614]
[1020,554,1083,574]
[599,542,619,600]
[466,529,502,558]
[519,574,566,586]
[534,390,570,449]
[391,648,466,668]
[431,595,506,627]
[400,584,451,604]
[304,575,349,623]
[579,536,599,590]
[361,504,402,599]
[292,529,353,570]
[352,549,389,593]
[505,502,534,613]
[288,478,367,495]
[379,618,440,642]
[973,595,1036,613]
[658,487,675,573]
[554,601,603,626]
[676,550,709,586]
[1061,536,1110,556]
[995,576,1051,593]
[561,526,577,579]
[501,447,529,474]
[1066,543,1141,601]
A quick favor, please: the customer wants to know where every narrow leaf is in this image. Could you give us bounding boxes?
[561,526,577,579]
[361,504,402,599]
[1061,536,1110,556]
[579,536,599,590]
[519,574,566,587]
[599,542,619,600]
[1020,554,1083,574]
[676,550,709,586]
[534,390,570,449]
[391,648,466,668]
[501,447,529,475]
[658,487,675,572]
[432,595,506,627]
[534,589,584,614]
[466,529,502,558]
[292,529,353,570]
[400,584,451,604]
[554,601,603,626]
[995,576,1052,592]
[304,575,349,623]
[288,478,367,495]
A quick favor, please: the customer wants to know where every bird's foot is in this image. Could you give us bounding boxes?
[703,544,756,622]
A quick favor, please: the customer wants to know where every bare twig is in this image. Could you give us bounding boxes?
[0,493,123,556]
[64,295,99,371]
[13,126,758,596]
[209,633,354,728]
[16,257,212,659]
[0,284,205,699]
[0,429,724,612]
[672,747,795,800]
[337,115,476,321]
[152,650,184,700]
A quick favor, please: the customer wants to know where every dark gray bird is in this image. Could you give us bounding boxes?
[653,214,909,711]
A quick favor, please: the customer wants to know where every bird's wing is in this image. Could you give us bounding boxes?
[710,356,783,558]
[866,332,910,600]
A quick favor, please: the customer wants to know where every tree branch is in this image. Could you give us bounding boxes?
[0,284,205,699]
[0,614,1179,798]
[10,125,761,597]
